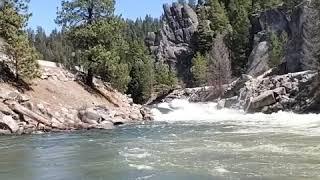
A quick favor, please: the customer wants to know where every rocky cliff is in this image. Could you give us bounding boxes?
[145,2,198,84]
[149,1,320,81]
[248,1,320,77]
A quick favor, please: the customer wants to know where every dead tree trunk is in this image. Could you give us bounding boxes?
[4,100,66,130]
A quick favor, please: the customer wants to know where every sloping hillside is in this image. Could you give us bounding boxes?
[0,60,152,135]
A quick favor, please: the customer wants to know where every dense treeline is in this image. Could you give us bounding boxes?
[27,27,74,68]
[27,15,161,66]
[190,0,305,87]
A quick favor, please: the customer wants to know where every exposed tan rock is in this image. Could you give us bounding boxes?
[0,60,153,135]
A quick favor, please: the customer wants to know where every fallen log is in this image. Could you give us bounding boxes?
[4,100,66,130]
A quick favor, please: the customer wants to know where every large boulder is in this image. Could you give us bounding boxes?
[246,90,276,112]
[224,70,319,113]
[0,113,19,133]
[78,106,112,125]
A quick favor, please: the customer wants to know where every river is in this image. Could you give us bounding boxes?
[0,100,319,180]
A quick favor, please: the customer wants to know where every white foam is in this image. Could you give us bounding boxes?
[121,152,151,159]
[129,164,154,170]
[210,167,230,175]
[151,99,320,136]
[214,167,230,173]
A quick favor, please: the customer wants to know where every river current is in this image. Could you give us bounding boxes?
[0,100,319,180]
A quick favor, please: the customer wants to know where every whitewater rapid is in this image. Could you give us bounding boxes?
[0,99,319,179]
[151,99,320,136]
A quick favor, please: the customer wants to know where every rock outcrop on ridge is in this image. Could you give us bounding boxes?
[145,3,198,83]
[248,1,320,77]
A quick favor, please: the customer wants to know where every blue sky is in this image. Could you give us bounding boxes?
[28,0,175,33]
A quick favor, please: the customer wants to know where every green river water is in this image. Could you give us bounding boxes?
[0,100,319,180]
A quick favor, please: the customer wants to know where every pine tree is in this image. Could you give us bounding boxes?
[154,63,178,89]
[127,41,154,104]
[56,0,131,92]
[191,52,208,86]
[207,0,231,33]
[269,32,287,67]
[229,2,251,76]
[0,0,39,81]
[252,0,282,12]
[34,26,47,59]
[196,0,231,53]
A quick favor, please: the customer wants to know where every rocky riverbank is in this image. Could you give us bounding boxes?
[158,70,320,114]
[0,61,152,135]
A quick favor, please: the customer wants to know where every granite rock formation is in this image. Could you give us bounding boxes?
[248,1,320,77]
[145,3,198,84]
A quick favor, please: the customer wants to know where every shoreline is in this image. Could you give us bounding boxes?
[0,61,152,135]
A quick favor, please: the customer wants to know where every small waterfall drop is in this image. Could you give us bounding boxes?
[151,99,320,136]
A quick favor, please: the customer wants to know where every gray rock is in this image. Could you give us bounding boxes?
[0,91,30,103]
[247,41,270,77]
[0,102,13,115]
[224,96,239,109]
[284,2,320,73]
[36,103,47,115]
[0,114,19,133]
[78,106,110,124]
[246,90,277,112]
[0,129,11,135]
[140,107,154,121]
[90,121,114,130]
[146,2,198,83]
[217,99,226,109]
[129,112,142,121]
[158,70,318,114]
[238,71,317,113]
[7,91,19,101]
[22,101,34,111]
[273,87,286,96]
[249,2,320,76]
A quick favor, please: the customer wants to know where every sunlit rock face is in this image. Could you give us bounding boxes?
[248,1,320,77]
[145,3,198,84]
